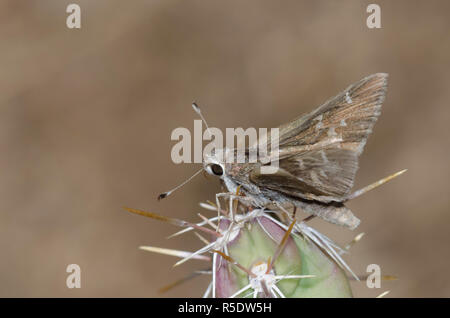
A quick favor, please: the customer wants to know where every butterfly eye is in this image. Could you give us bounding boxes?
[210,164,223,176]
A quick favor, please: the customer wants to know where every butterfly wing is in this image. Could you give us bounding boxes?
[250,73,388,202]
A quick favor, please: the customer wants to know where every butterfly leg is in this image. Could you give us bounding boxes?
[215,192,237,223]
[302,215,316,223]
[292,206,297,218]
[215,192,225,230]
[273,201,297,223]
[215,192,253,221]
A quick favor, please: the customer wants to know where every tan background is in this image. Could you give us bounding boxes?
[0,0,449,297]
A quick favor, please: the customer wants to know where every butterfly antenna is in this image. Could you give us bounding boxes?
[158,168,204,200]
[192,102,212,138]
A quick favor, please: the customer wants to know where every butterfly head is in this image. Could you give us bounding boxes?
[203,148,231,179]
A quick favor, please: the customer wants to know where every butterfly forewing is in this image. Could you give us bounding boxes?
[278,73,387,151]
[251,73,388,203]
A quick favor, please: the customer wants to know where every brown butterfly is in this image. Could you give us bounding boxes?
[161,73,389,230]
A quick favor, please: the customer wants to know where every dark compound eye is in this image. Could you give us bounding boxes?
[211,164,223,176]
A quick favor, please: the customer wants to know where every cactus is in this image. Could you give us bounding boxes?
[213,214,353,298]
[126,169,406,297]
[126,197,362,298]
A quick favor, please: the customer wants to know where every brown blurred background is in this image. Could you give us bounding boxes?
[0,0,449,297]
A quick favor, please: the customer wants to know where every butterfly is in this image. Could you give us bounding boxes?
[161,73,389,230]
